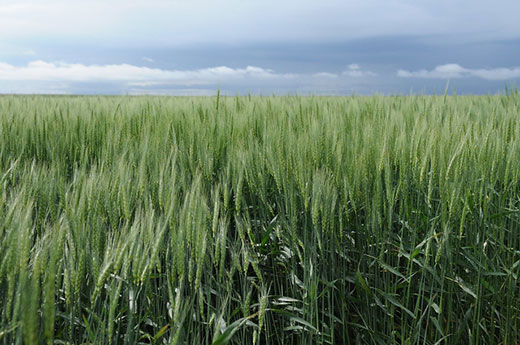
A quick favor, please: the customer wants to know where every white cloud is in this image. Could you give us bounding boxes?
[397,64,467,78]
[342,64,377,77]
[312,72,338,79]
[397,64,520,80]
[0,61,296,85]
[0,61,385,86]
[0,60,381,94]
[471,68,520,80]
[142,57,154,63]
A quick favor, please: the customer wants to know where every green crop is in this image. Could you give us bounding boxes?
[0,93,519,344]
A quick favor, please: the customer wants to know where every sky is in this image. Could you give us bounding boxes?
[1,0,519,95]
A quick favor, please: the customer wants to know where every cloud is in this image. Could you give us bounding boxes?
[312,72,338,79]
[398,64,520,80]
[2,1,520,46]
[342,64,377,77]
[142,57,154,63]
[0,61,296,85]
[0,61,382,85]
[0,60,383,94]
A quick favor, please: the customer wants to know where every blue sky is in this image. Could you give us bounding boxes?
[1,0,519,95]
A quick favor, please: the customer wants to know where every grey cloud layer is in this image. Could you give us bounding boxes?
[2,1,520,45]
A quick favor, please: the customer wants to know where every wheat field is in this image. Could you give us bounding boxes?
[0,93,519,344]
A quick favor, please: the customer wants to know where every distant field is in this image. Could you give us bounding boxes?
[0,94,519,345]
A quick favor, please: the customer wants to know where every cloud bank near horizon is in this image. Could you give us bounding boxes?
[398,64,520,80]
[0,61,296,84]
[0,60,380,94]
[1,60,518,95]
